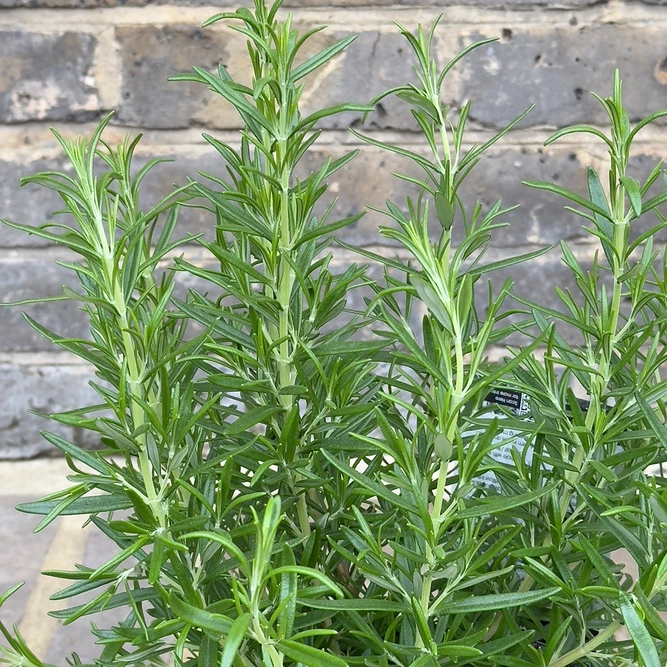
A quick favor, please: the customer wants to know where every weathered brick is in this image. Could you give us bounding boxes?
[6,140,660,290]
[297,146,423,247]
[0,32,100,123]
[459,25,667,129]
[0,149,223,248]
[298,30,421,131]
[0,363,99,458]
[500,249,583,317]
[458,145,588,247]
[116,23,419,130]
[116,25,240,129]
[0,248,223,354]
[0,259,86,352]
[464,146,667,248]
[298,143,588,249]
[133,149,224,242]
[1,158,67,247]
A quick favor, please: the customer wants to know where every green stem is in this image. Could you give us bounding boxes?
[433,84,452,189]
[296,494,310,537]
[432,461,450,529]
[275,75,296,409]
[252,617,284,667]
[417,239,469,640]
[277,169,294,409]
[576,185,626,492]
[420,327,465,644]
[415,570,434,651]
[274,93,312,538]
[107,256,166,529]
[548,621,621,667]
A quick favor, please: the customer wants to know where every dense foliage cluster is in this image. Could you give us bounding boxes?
[3,2,667,666]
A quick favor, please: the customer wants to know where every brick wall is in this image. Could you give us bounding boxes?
[1,0,665,457]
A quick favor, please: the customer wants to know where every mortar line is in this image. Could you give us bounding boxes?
[0,3,666,30]
[0,351,92,366]
[1,125,664,161]
[0,238,663,266]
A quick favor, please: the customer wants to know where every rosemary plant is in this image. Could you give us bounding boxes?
[2,2,667,666]
[506,74,667,667]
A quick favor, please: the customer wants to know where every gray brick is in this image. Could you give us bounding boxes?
[458,145,587,247]
[115,24,419,130]
[85,143,420,247]
[0,32,100,123]
[501,249,581,316]
[459,25,667,129]
[326,254,386,336]
[464,146,667,249]
[0,150,224,248]
[299,143,589,249]
[462,147,667,248]
[1,158,67,248]
[0,260,86,352]
[0,364,99,458]
[133,150,223,242]
[0,257,193,351]
[299,30,422,131]
[298,146,424,247]
[0,248,223,354]
[116,25,238,129]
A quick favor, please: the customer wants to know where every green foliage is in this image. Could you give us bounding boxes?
[2,2,667,666]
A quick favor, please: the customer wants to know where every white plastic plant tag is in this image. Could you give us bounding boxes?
[472,388,532,492]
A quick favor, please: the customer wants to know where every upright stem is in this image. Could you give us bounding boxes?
[252,617,284,667]
[414,70,469,639]
[275,82,310,537]
[277,162,295,408]
[549,621,621,667]
[273,69,296,407]
[105,251,166,529]
[554,151,631,666]
[418,261,466,647]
